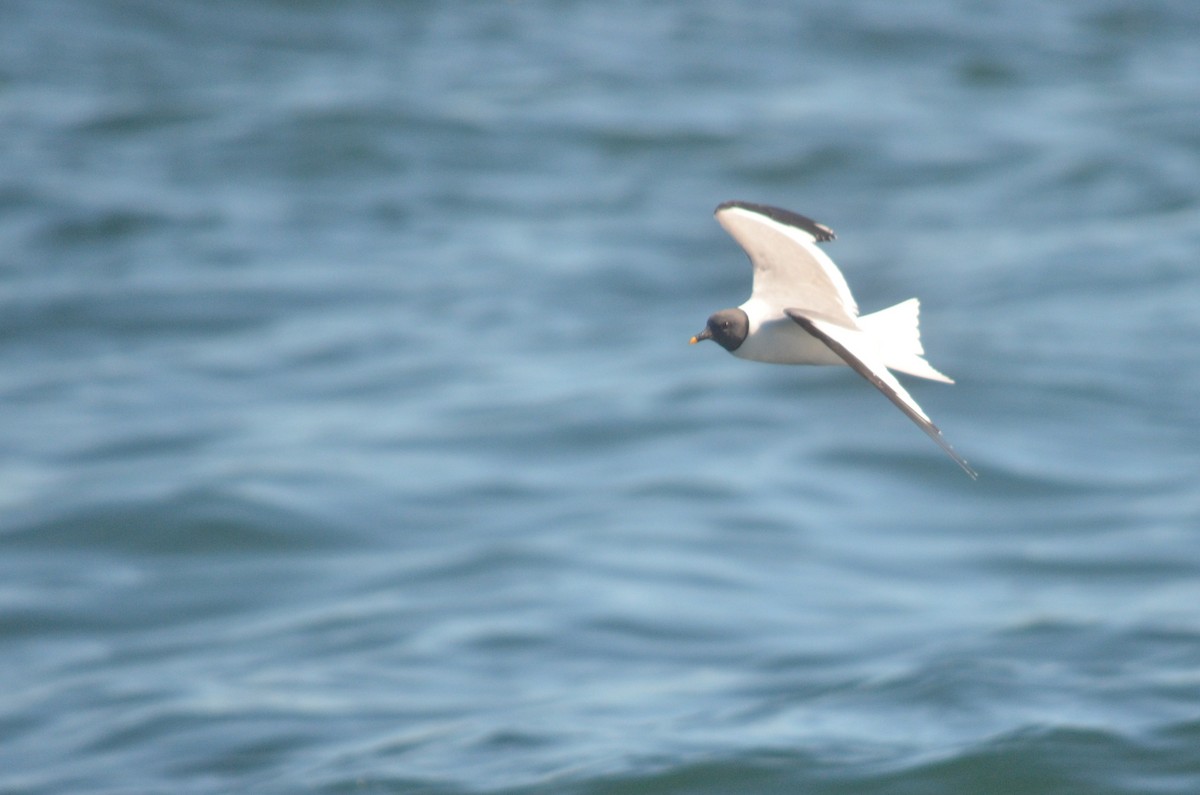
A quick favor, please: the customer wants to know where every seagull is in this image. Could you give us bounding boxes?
[691,200,977,478]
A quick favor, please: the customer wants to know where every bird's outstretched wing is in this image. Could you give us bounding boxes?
[785,308,977,479]
[715,201,858,326]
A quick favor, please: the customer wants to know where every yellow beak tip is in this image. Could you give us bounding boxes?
[689,336,699,345]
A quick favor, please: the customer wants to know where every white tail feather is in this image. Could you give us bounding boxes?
[858,298,955,383]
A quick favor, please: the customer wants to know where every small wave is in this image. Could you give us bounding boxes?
[0,487,346,557]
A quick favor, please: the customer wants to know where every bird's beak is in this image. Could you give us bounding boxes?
[689,328,712,345]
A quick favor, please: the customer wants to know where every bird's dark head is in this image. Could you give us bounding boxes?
[689,308,749,352]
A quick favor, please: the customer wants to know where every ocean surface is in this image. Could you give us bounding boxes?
[2,1,1200,792]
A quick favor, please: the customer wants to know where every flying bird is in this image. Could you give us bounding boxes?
[691,200,976,478]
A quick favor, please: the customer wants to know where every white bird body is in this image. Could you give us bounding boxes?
[692,200,976,478]
[731,296,846,366]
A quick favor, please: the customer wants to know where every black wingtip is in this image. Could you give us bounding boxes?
[938,435,978,480]
[715,200,836,242]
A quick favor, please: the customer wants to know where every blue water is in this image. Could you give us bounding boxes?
[3,1,1200,792]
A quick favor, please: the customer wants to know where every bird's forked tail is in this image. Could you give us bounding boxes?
[858,298,954,383]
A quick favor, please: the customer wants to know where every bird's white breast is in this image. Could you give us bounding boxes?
[732,298,849,366]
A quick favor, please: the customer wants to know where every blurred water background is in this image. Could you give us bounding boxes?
[2,1,1200,792]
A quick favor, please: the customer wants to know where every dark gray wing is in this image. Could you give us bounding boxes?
[715,202,859,324]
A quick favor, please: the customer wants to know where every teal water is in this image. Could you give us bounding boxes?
[3,2,1200,793]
